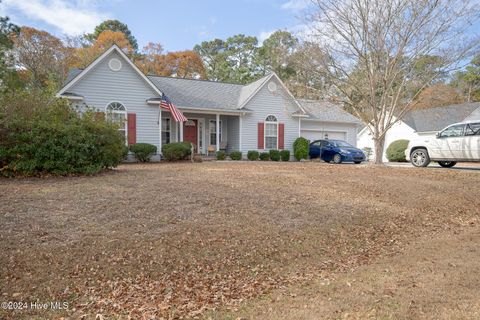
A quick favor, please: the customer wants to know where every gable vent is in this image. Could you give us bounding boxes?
[108,58,122,71]
[267,81,277,93]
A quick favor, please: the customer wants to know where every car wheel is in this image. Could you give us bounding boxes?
[438,161,457,168]
[333,153,342,164]
[354,161,362,164]
[410,148,430,167]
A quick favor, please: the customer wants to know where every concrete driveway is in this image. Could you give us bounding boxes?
[384,161,480,171]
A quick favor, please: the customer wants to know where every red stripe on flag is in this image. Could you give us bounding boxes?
[159,101,187,122]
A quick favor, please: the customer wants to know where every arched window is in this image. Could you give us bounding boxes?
[106,102,127,141]
[265,114,278,149]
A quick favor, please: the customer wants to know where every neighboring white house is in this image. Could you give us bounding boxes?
[57,45,361,159]
[357,103,480,161]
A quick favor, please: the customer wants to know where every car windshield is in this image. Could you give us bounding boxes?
[330,140,353,148]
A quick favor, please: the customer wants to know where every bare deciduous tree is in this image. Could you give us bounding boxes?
[308,0,480,164]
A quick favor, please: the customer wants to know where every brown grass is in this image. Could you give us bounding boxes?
[0,162,479,319]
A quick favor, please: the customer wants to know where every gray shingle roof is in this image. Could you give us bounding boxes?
[403,102,480,132]
[297,99,361,124]
[148,75,247,110]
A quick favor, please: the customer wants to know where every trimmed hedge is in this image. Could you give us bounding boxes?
[129,143,157,162]
[162,142,191,161]
[280,150,290,161]
[229,151,242,160]
[293,137,309,161]
[269,149,280,161]
[216,150,226,160]
[386,139,409,162]
[247,150,259,161]
[259,152,270,161]
[0,99,125,177]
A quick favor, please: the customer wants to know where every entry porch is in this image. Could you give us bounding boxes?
[159,110,242,155]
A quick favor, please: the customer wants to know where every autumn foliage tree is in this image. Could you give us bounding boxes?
[12,26,76,87]
[136,43,205,79]
[72,30,134,69]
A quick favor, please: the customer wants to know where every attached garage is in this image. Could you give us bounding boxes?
[297,99,362,146]
[300,129,346,142]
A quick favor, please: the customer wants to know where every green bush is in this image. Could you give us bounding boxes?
[269,149,280,161]
[122,145,129,159]
[0,95,124,177]
[259,152,270,161]
[293,137,309,161]
[229,151,242,160]
[386,139,409,162]
[247,150,259,161]
[162,142,191,161]
[129,143,157,162]
[216,150,226,160]
[280,150,290,161]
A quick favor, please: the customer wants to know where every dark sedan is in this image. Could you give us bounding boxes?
[309,139,366,164]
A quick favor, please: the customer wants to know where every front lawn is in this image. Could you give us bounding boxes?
[1,162,478,319]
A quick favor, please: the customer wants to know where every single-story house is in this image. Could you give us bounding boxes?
[357,102,480,161]
[57,45,361,159]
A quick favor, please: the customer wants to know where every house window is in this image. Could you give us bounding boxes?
[265,115,278,149]
[162,118,171,144]
[106,102,127,141]
[209,120,222,145]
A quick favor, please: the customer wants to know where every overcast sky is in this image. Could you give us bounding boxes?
[0,0,311,51]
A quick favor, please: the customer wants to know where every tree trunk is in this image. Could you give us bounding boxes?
[373,136,386,165]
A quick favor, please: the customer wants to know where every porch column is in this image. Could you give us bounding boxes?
[216,114,220,151]
[239,115,243,152]
[159,109,162,154]
[180,121,184,142]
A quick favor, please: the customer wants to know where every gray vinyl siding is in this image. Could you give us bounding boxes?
[301,120,359,146]
[240,77,300,152]
[68,51,162,150]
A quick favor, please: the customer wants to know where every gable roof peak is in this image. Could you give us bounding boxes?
[57,44,163,98]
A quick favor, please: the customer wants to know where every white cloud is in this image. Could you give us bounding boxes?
[281,0,310,11]
[2,0,109,35]
[258,30,275,44]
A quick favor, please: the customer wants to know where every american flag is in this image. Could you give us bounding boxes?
[160,93,187,122]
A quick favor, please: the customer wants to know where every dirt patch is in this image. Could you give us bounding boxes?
[0,162,478,319]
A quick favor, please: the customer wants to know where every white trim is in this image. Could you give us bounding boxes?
[239,116,243,152]
[216,114,220,151]
[298,118,301,137]
[58,94,84,101]
[105,101,127,145]
[301,128,349,133]
[57,45,163,98]
[264,114,279,150]
[159,110,162,154]
[208,118,224,148]
[180,121,184,141]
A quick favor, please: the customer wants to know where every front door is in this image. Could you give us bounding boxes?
[183,119,198,152]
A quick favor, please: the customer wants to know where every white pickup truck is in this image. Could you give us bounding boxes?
[405,120,480,167]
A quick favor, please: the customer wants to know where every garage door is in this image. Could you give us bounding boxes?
[301,130,346,142]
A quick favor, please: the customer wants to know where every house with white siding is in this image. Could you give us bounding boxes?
[357,102,480,161]
[57,45,361,159]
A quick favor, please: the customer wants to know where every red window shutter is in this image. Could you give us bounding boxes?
[278,123,285,149]
[127,113,136,145]
[95,112,105,121]
[258,122,264,149]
